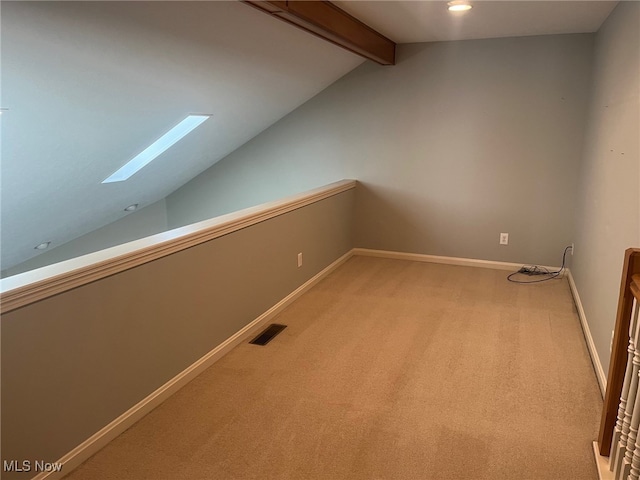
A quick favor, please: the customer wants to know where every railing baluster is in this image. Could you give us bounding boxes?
[614,299,640,478]
[622,301,640,479]
[611,297,640,471]
[626,301,640,480]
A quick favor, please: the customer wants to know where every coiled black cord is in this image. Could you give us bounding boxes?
[507,245,572,284]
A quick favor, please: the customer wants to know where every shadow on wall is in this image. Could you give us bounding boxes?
[354,182,435,252]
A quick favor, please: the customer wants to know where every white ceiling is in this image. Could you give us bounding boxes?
[0,0,617,270]
[334,1,617,44]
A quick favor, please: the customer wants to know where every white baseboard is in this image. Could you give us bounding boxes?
[352,248,561,272]
[32,248,602,480]
[593,441,614,480]
[567,270,607,397]
[32,249,354,480]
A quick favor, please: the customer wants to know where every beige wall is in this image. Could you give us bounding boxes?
[166,34,594,267]
[572,2,640,376]
[1,190,354,479]
[1,199,169,278]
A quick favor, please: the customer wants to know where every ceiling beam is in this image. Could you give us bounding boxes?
[244,1,396,65]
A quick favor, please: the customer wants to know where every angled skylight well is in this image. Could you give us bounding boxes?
[102,114,211,183]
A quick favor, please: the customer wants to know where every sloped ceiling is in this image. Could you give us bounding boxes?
[0,1,617,270]
[0,1,364,269]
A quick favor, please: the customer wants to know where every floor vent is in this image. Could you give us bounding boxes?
[249,324,287,346]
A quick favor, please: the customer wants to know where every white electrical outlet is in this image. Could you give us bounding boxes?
[499,233,509,245]
[297,252,303,268]
[571,243,575,256]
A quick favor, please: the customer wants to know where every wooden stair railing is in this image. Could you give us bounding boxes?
[599,248,640,463]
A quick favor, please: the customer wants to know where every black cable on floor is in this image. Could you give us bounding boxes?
[507,245,572,284]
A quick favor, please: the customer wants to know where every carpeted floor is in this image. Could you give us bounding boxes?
[63,256,602,480]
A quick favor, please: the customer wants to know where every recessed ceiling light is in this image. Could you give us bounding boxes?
[102,114,211,184]
[448,1,472,12]
[34,242,51,250]
[124,204,138,212]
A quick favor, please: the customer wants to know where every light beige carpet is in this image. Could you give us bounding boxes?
[63,256,602,480]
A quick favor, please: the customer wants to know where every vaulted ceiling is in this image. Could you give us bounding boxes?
[0,0,617,270]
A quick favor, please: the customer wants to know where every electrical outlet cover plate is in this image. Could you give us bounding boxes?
[500,233,509,245]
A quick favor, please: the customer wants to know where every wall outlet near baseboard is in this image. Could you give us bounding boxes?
[499,233,509,245]
[570,243,574,256]
[297,252,303,268]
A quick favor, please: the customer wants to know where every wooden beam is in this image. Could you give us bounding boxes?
[244,1,396,65]
[598,248,640,456]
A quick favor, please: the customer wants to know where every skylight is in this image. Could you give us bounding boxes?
[102,114,211,183]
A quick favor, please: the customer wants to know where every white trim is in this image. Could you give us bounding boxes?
[593,441,614,480]
[567,269,607,397]
[352,248,561,272]
[1,180,356,314]
[30,249,354,480]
